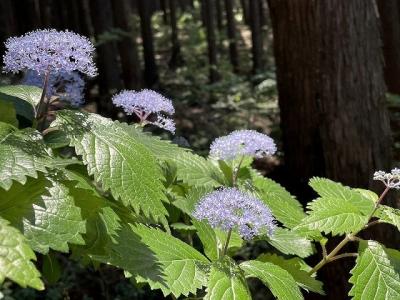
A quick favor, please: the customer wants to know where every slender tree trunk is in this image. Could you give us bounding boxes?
[160,0,169,25]
[89,0,122,113]
[377,0,400,94]
[240,0,250,25]
[77,0,94,37]
[215,0,224,31]
[203,0,220,82]
[168,0,184,69]
[224,0,239,73]
[249,0,263,73]
[138,0,159,86]
[112,0,142,89]
[268,0,393,297]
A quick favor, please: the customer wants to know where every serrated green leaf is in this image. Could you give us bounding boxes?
[172,185,212,215]
[0,217,44,290]
[0,101,18,127]
[0,174,86,254]
[248,171,306,228]
[0,85,42,120]
[0,124,55,190]
[298,197,368,235]
[375,205,400,231]
[266,227,314,258]
[53,110,168,223]
[349,240,400,299]
[205,258,251,300]
[309,177,375,215]
[257,253,324,294]
[192,219,219,261]
[132,224,210,298]
[240,260,303,300]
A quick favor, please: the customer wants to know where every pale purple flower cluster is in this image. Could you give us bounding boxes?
[209,130,276,160]
[193,187,276,240]
[3,29,97,76]
[373,168,400,189]
[112,89,175,133]
[23,70,85,106]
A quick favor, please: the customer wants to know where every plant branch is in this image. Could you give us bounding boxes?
[232,155,245,187]
[222,229,232,257]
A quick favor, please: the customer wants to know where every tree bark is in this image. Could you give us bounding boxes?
[224,0,240,73]
[268,0,393,297]
[215,0,224,31]
[112,0,142,89]
[168,0,184,69]
[240,0,250,25]
[203,0,220,82]
[377,0,400,94]
[138,0,159,86]
[249,0,263,73]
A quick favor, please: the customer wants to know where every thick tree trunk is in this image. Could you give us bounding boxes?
[249,0,263,73]
[168,0,184,69]
[377,0,400,94]
[268,0,393,297]
[138,0,159,86]
[224,0,240,73]
[203,0,220,83]
[112,0,142,89]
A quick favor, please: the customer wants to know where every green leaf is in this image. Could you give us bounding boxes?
[0,217,44,290]
[375,205,400,231]
[266,228,314,258]
[192,219,219,261]
[309,177,375,215]
[0,101,18,127]
[240,260,303,300]
[172,185,212,215]
[42,253,62,285]
[297,178,375,235]
[132,224,210,298]
[349,240,400,299]
[257,253,324,294]
[0,174,86,254]
[0,124,55,190]
[53,110,168,223]
[0,85,42,120]
[249,171,306,228]
[205,258,251,300]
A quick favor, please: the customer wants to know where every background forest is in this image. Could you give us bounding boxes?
[1,0,400,299]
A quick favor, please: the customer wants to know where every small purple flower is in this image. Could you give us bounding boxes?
[112,89,175,133]
[193,187,276,240]
[209,130,276,161]
[3,29,97,77]
[373,168,400,189]
[23,70,85,107]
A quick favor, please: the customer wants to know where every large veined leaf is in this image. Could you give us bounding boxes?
[375,205,400,231]
[0,217,43,290]
[266,228,314,258]
[297,178,375,235]
[349,240,400,299]
[132,224,210,298]
[52,110,168,223]
[192,219,219,261]
[0,101,18,127]
[257,253,324,294]
[0,85,42,120]
[172,186,212,215]
[0,123,54,190]
[205,258,251,300]
[249,171,306,229]
[0,174,86,254]
[240,260,303,300]
[309,178,375,215]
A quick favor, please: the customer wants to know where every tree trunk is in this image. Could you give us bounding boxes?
[138,0,159,86]
[168,0,184,69]
[89,0,122,114]
[224,0,239,73]
[160,0,169,25]
[240,0,250,25]
[268,0,393,297]
[249,0,263,73]
[112,0,142,89]
[377,0,400,94]
[203,0,220,82]
[215,0,224,31]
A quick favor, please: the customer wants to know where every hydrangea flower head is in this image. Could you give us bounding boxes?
[3,29,97,76]
[23,70,85,106]
[193,187,276,240]
[373,168,400,189]
[112,89,175,133]
[210,130,276,160]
